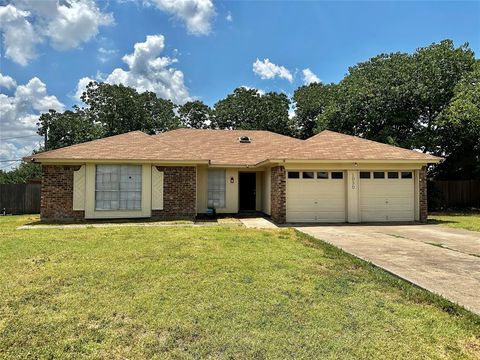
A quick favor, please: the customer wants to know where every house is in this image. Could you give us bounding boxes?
[26,129,441,223]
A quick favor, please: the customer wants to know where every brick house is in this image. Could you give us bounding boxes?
[26,129,440,223]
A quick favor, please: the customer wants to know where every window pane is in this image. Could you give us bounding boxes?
[388,172,399,179]
[317,171,328,179]
[360,172,370,179]
[288,172,300,179]
[302,171,314,179]
[331,172,343,179]
[373,172,385,179]
[401,171,413,179]
[208,170,225,208]
[96,165,142,210]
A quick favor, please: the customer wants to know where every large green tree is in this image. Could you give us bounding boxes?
[81,82,179,135]
[178,100,212,129]
[432,61,480,179]
[212,87,293,136]
[0,162,42,184]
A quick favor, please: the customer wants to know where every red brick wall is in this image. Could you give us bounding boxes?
[271,166,286,224]
[41,165,85,220]
[151,166,196,220]
[419,166,428,223]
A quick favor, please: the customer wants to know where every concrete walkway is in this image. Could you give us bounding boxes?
[240,217,278,229]
[296,224,480,315]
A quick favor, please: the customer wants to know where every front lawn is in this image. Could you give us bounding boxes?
[429,212,480,232]
[1,216,479,359]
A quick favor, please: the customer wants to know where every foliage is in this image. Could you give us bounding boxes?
[213,87,294,136]
[432,61,480,179]
[178,100,212,128]
[81,82,179,135]
[1,215,479,358]
[0,162,41,184]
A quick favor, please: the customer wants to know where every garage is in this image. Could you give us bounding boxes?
[359,171,415,222]
[286,170,346,223]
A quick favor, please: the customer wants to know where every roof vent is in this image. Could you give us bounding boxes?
[239,136,252,143]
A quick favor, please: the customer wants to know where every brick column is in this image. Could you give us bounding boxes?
[152,166,196,220]
[41,165,85,220]
[271,166,286,224]
[419,166,428,223]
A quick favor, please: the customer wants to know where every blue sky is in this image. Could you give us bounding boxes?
[1,0,479,168]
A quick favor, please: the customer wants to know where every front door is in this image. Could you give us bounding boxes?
[239,172,256,211]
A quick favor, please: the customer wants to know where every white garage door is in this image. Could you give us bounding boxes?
[286,171,346,223]
[360,171,415,222]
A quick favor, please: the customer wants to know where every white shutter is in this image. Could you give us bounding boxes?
[151,167,164,210]
[73,165,86,210]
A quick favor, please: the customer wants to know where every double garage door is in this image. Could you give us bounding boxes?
[286,170,415,223]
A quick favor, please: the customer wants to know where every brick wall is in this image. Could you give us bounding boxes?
[151,166,196,220]
[270,166,286,224]
[419,166,428,223]
[41,165,85,220]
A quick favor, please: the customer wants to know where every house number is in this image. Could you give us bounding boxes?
[352,173,356,189]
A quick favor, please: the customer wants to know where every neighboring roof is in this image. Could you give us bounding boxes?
[27,128,441,165]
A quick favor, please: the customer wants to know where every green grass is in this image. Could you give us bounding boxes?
[429,212,480,232]
[1,215,479,359]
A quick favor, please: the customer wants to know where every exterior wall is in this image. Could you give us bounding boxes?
[255,172,262,212]
[151,166,196,220]
[271,166,286,223]
[346,170,359,223]
[41,165,85,220]
[419,166,428,223]
[262,167,271,215]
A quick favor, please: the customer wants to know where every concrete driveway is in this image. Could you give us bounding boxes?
[296,224,480,315]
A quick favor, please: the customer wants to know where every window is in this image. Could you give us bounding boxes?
[401,171,413,179]
[303,171,314,179]
[373,171,385,179]
[331,172,343,179]
[388,172,399,179]
[208,169,226,208]
[317,171,328,179]
[360,172,371,179]
[288,172,300,179]
[95,165,142,210]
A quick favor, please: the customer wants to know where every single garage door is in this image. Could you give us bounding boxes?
[286,170,346,223]
[359,171,415,222]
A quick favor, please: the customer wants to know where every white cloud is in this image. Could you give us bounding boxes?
[0,76,64,169]
[98,47,118,63]
[89,34,191,104]
[0,73,17,90]
[253,58,293,83]
[226,12,232,22]
[302,68,320,85]
[0,1,113,66]
[148,0,215,35]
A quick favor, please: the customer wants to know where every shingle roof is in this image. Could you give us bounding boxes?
[284,130,441,161]
[27,128,441,165]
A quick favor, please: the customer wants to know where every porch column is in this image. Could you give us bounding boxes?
[271,166,286,224]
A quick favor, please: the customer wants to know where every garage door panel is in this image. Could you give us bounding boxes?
[360,173,414,222]
[287,177,345,223]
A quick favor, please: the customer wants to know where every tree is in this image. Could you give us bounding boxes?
[433,61,480,179]
[178,100,212,129]
[37,109,103,151]
[212,87,293,136]
[81,82,179,135]
[314,40,475,151]
[0,162,42,184]
[292,82,337,139]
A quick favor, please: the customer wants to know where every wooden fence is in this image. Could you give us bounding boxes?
[429,180,480,209]
[0,183,41,215]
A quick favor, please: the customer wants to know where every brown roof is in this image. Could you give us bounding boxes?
[27,129,441,165]
[284,130,441,161]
